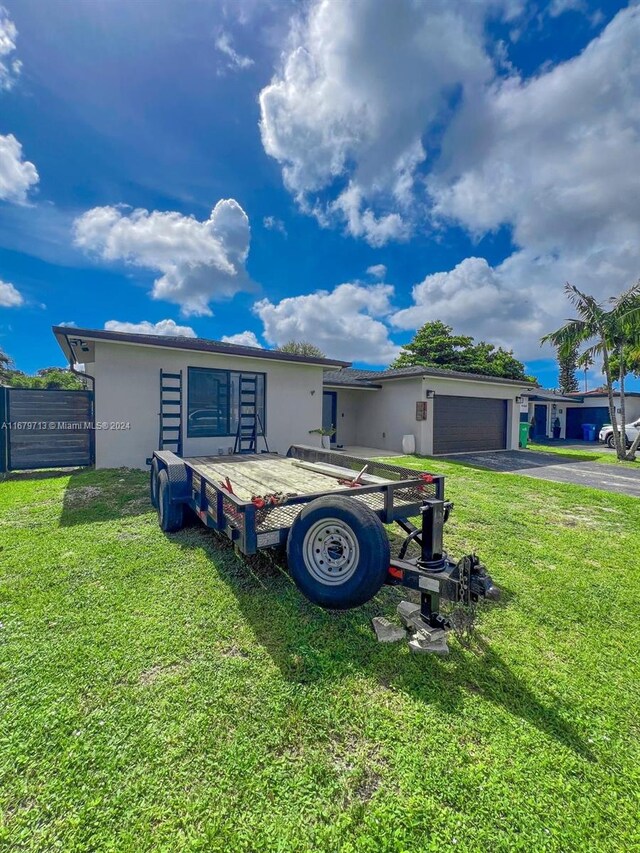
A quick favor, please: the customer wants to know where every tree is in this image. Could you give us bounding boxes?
[392,321,535,382]
[557,343,580,394]
[0,347,12,384]
[277,341,326,358]
[2,358,85,390]
[541,282,640,461]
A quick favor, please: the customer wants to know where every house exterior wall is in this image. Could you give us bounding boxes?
[90,341,325,469]
[525,395,640,441]
[332,376,524,454]
[574,396,640,422]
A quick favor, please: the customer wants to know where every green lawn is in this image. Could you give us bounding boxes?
[528,441,638,466]
[1,461,639,852]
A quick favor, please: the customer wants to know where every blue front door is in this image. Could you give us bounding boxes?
[534,404,547,438]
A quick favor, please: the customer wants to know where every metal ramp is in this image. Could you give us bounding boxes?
[158,369,183,455]
[234,373,268,454]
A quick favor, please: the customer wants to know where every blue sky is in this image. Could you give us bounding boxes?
[0,0,638,390]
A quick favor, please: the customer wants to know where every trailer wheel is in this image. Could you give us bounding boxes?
[149,458,160,509]
[287,496,389,609]
[157,469,184,533]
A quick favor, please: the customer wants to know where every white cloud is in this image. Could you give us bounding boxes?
[215,31,254,71]
[548,0,585,18]
[391,257,552,359]
[430,7,640,258]
[0,6,21,91]
[263,215,287,236]
[221,330,263,348]
[0,134,39,203]
[0,278,23,307]
[391,5,640,359]
[73,199,253,317]
[57,321,77,327]
[366,264,387,280]
[104,319,197,337]
[254,282,400,363]
[259,0,516,244]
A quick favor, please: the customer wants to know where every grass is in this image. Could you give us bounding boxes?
[528,441,638,466]
[1,462,639,851]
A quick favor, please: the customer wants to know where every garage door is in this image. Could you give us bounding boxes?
[566,406,609,440]
[433,395,507,454]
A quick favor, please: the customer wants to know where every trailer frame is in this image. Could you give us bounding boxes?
[150,445,496,632]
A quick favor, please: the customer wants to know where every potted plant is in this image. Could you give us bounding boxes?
[309,425,336,449]
[552,417,561,440]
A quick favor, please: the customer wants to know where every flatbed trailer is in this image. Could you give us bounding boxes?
[149,445,497,639]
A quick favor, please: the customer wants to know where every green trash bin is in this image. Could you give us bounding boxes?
[519,421,529,448]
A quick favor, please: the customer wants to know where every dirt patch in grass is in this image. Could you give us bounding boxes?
[219,644,250,659]
[138,661,188,687]
[64,485,103,506]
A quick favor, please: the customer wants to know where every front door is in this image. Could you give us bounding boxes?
[322,391,337,444]
[534,404,547,438]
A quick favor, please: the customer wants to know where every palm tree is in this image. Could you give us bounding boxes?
[541,282,640,462]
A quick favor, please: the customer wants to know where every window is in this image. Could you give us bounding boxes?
[187,367,266,438]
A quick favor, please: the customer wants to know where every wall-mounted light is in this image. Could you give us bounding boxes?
[515,396,523,404]
[425,389,435,399]
[310,389,315,395]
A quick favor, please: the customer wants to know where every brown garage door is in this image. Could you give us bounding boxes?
[433,395,507,454]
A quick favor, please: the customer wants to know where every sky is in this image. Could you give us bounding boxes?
[0,0,639,391]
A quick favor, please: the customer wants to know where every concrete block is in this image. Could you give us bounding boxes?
[409,629,449,655]
[397,600,421,629]
[372,617,407,643]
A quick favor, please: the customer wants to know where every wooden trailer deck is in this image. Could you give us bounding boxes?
[185,453,368,501]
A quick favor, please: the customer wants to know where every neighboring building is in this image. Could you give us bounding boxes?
[525,390,640,441]
[53,326,348,469]
[322,366,535,455]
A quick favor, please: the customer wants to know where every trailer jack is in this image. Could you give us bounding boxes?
[386,499,499,653]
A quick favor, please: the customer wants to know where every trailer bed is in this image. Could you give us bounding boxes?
[186,453,348,501]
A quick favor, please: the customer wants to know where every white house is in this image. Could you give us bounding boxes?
[525,390,640,441]
[322,367,535,455]
[53,326,348,469]
[53,328,538,467]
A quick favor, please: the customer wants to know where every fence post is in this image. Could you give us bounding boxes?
[0,387,7,474]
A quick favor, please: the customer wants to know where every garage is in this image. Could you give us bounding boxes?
[433,395,508,454]
[566,405,609,440]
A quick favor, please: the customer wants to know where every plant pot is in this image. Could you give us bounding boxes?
[321,435,331,450]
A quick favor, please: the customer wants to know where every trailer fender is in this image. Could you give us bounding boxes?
[152,450,190,502]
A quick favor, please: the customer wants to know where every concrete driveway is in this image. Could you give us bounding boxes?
[445,450,640,497]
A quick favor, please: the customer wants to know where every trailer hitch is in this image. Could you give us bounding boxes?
[387,499,499,651]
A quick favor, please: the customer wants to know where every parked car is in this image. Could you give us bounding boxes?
[599,418,640,449]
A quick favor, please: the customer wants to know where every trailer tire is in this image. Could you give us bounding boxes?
[150,458,160,509]
[287,496,389,609]
[157,469,184,533]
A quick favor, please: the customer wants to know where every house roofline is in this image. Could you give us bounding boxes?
[52,326,351,369]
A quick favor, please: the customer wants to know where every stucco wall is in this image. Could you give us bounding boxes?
[576,396,640,421]
[90,341,325,468]
[332,376,523,454]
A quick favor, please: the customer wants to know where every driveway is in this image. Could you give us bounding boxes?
[446,450,640,497]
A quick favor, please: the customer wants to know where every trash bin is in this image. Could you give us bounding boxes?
[519,422,529,448]
[582,423,596,442]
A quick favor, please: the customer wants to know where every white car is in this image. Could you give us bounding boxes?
[599,418,640,449]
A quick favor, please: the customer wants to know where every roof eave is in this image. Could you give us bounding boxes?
[51,326,350,369]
